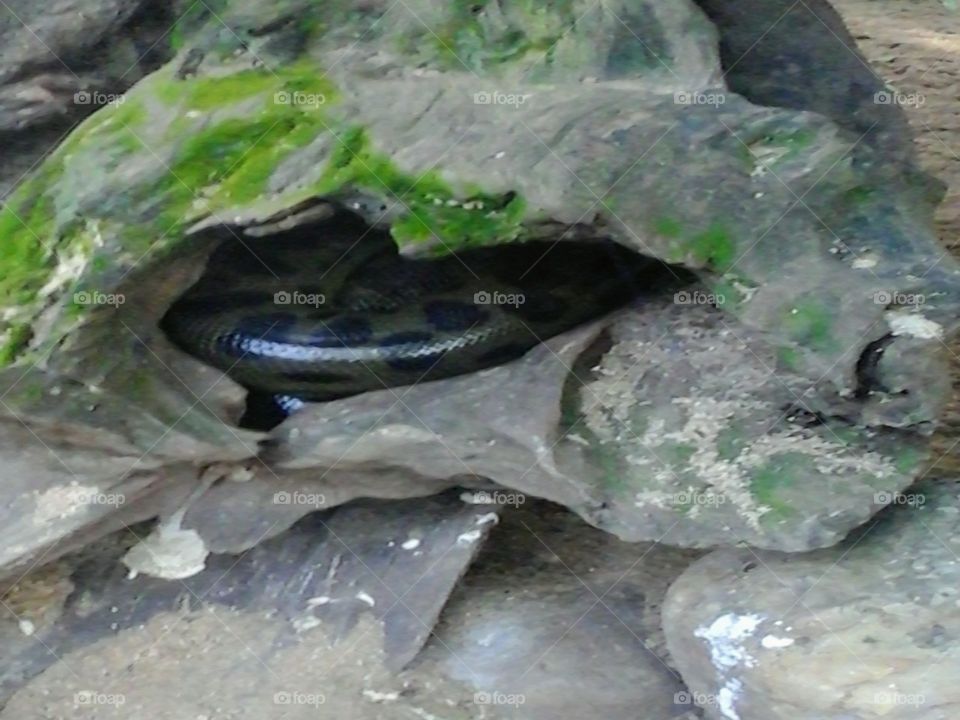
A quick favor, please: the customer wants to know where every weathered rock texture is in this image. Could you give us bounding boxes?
[663,479,960,720]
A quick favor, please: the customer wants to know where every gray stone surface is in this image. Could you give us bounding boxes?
[0,500,707,719]
[662,478,960,720]
[0,0,952,581]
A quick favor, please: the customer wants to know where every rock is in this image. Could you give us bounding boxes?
[0,491,497,708]
[0,499,706,719]
[0,0,175,193]
[0,0,953,577]
[662,478,960,720]
[415,503,704,719]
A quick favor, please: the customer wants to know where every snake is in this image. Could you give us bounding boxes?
[160,211,664,429]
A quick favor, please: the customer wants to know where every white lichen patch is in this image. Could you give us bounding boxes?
[33,483,99,524]
[630,397,773,529]
[38,220,104,299]
[886,310,944,340]
[604,389,896,530]
[741,431,897,480]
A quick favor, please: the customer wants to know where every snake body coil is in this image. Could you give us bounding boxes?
[161,212,660,427]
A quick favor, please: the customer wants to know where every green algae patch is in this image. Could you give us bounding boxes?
[653,216,684,239]
[311,126,528,250]
[750,458,800,518]
[783,299,839,354]
[687,224,735,272]
[661,220,736,272]
[404,0,577,72]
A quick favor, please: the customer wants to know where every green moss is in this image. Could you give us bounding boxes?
[716,427,746,461]
[169,0,230,51]
[777,345,801,371]
[754,127,818,158]
[708,277,745,311]
[0,182,58,308]
[843,185,877,205]
[688,223,735,271]
[412,0,573,72]
[312,126,527,249]
[653,216,684,238]
[783,299,838,354]
[663,442,696,465]
[0,323,33,365]
[750,458,800,517]
[894,446,924,474]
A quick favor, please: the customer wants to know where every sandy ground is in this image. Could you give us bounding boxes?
[832,0,960,470]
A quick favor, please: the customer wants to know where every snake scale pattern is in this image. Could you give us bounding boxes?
[161,212,662,427]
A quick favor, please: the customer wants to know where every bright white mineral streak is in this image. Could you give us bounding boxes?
[694,613,764,720]
[886,309,944,340]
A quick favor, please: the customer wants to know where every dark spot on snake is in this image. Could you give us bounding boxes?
[476,342,531,366]
[423,300,489,332]
[279,369,353,385]
[305,316,373,347]
[506,293,569,323]
[234,313,298,342]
